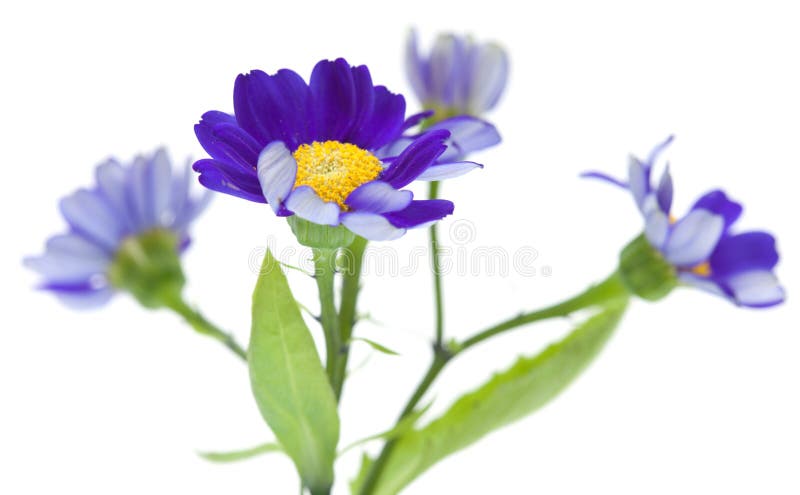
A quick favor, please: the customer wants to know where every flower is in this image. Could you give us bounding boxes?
[25,149,210,309]
[585,136,785,308]
[405,29,509,117]
[194,58,494,241]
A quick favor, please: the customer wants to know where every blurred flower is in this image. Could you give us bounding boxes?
[25,149,210,308]
[194,58,493,241]
[585,137,784,308]
[405,29,509,118]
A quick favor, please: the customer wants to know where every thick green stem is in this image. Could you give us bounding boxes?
[313,248,341,391]
[428,180,445,347]
[358,271,628,494]
[334,236,368,400]
[164,296,247,361]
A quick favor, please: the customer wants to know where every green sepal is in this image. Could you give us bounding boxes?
[288,216,355,249]
[618,233,678,301]
[107,229,185,308]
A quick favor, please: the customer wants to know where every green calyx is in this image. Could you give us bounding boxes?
[288,216,355,250]
[618,234,678,302]
[108,229,185,308]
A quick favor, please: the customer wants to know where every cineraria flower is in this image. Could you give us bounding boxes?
[194,58,494,241]
[405,29,509,118]
[25,149,210,309]
[585,136,784,308]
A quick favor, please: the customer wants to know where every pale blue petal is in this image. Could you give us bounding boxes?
[663,209,725,267]
[678,273,728,299]
[95,159,134,233]
[644,208,670,249]
[429,116,501,162]
[149,148,173,226]
[24,234,110,283]
[428,34,459,105]
[284,186,341,226]
[726,270,785,308]
[467,42,509,114]
[341,212,406,241]
[55,286,114,310]
[416,161,482,181]
[628,156,648,211]
[257,142,297,214]
[59,189,122,251]
[404,29,427,101]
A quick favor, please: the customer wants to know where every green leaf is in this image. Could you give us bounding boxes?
[198,442,283,463]
[353,300,628,495]
[351,337,400,356]
[249,249,340,494]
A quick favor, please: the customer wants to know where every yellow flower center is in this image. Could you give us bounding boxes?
[691,262,712,277]
[292,141,383,209]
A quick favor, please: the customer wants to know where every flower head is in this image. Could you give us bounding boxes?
[405,29,509,118]
[194,58,493,241]
[585,137,785,308]
[25,149,210,308]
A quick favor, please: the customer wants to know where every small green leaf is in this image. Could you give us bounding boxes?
[351,337,400,356]
[249,249,340,494]
[198,442,283,463]
[353,300,628,495]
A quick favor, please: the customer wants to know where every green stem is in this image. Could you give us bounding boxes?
[313,248,341,391]
[460,271,626,352]
[334,236,368,401]
[357,271,627,494]
[163,296,247,361]
[428,180,445,347]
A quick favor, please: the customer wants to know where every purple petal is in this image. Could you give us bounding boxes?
[195,115,261,172]
[401,110,434,132]
[428,34,461,107]
[194,159,266,203]
[256,142,297,213]
[284,186,341,226]
[580,171,629,189]
[663,209,725,267]
[691,189,743,230]
[710,232,779,277]
[356,86,406,151]
[383,199,454,229]
[415,161,483,181]
[655,165,673,213]
[309,58,357,142]
[341,212,406,241]
[380,130,449,188]
[233,69,311,149]
[645,135,675,167]
[345,181,413,213]
[38,281,114,310]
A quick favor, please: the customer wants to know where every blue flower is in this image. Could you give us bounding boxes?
[585,137,785,308]
[194,58,496,241]
[405,29,509,117]
[25,149,210,309]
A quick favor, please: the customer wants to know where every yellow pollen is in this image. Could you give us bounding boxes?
[669,214,678,224]
[691,262,712,277]
[292,141,382,209]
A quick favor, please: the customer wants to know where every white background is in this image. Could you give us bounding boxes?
[2,1,798,493]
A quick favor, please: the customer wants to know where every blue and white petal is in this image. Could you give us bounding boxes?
[662,209,725,267]
[466,42,509,114]
[285,186,341,226]
[341,212,406,241]
[725,270,785,308]
[257,141,297,214]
